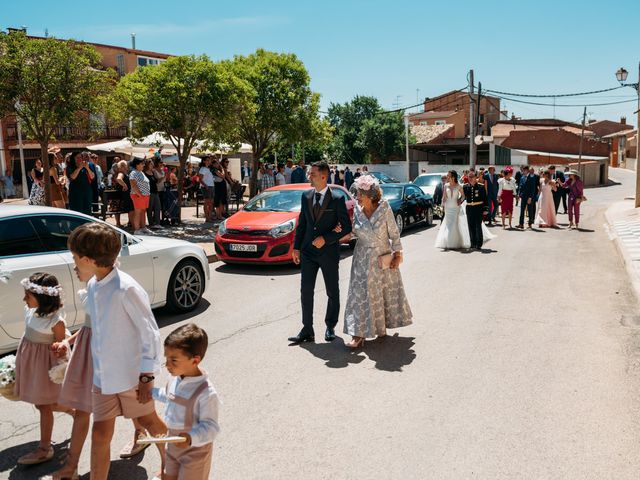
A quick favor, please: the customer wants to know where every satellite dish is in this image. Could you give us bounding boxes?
[474,135,493,145]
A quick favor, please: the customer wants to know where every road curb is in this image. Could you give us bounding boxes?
[605,201,640,302]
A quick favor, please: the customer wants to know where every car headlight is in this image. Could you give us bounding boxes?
[218,220,227,235]
[269,219,296,238]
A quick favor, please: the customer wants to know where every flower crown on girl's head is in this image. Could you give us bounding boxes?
[20,278,63,297]
[354,175,379,191]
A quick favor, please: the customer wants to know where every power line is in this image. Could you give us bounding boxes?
[484,85,625,98]
[490,94,637,108]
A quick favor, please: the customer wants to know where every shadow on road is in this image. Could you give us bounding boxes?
[576,228,595,233]
[363,334,417,372]
[215,263,300,277]
[154,299,212,329]
[0,439,69,480]
[297,334,417,371]
[298,337,366,368]
[92,456,149,480]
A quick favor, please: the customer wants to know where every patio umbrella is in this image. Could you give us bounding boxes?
[162,154,202,166]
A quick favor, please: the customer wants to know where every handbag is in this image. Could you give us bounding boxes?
[378,253,393,270]
[576,195,587,204]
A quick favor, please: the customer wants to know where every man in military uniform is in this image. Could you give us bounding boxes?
[463,171,488,249]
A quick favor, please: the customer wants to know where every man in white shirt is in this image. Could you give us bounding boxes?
[284,160,293,184]
[275,164,286,186]
[198,157,216,222]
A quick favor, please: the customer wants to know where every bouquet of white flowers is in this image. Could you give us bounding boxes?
[48,361,68,384]
[0,354,18,401]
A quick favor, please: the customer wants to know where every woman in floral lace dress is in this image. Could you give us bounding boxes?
[343,175,412,348]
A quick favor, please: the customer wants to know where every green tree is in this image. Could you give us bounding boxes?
[327,95,406,164]
[228,49,319,196]
[0,31,114,204]
[111,55,245,218]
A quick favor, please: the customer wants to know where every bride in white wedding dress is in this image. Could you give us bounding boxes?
[434,171,471,250]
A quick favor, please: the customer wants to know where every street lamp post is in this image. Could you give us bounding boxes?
[616,65,640,208]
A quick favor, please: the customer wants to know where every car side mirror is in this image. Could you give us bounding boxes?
[406,194,416,200]
[120,233,128,248]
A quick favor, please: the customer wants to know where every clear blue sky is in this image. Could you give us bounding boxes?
[5,0,640,126]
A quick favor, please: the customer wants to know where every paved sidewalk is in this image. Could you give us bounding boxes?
[606,198,640,300]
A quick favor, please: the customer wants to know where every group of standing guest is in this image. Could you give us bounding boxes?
[433,163,587,252]
[514,165,585,229]
[248,159,361,195]
[27,149,101,216]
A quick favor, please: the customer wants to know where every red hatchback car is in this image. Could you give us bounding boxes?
[215,183,356,264]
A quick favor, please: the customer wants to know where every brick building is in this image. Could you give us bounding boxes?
[0,29,172,181]
[407,90,502,168]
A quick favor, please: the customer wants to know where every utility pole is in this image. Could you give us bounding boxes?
[578,106,587,172]
[469,69,476,167]
[636,62,640,208]
[476,82,483,136]
[404,113,411,182]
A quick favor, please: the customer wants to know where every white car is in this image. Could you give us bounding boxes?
[0,205,210,354]
[413,172,448,196]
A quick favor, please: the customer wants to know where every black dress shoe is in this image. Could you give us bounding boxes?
[325,328,336,342]
[288,332,315,344]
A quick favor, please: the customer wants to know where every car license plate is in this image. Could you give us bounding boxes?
[229,243,257,252]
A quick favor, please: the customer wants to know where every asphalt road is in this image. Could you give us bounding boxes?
[2,168,640,480]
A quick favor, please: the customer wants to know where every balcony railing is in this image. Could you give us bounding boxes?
[4,123,129,142]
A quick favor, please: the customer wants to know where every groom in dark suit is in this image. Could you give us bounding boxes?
[289,161,352,344]
[517,166,540,229]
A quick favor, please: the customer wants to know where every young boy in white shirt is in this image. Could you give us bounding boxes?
[68,223,167,480]
[154,323,220,480]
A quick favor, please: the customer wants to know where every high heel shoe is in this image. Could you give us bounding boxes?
[346,336,365,348]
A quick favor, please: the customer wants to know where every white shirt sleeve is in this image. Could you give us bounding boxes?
[152,385,168,404]
[189,389,221,447]
[122,284,162,375]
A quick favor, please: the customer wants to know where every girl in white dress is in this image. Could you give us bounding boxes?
[14,273,67,466]
[434,171,471,250]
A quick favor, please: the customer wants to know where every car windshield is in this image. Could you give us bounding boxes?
[371,172,397,183]
[381,186,403,201]
[243,189,303,212]
[414,174,442,187]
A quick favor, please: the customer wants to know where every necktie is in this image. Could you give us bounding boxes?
[313,192,322,218]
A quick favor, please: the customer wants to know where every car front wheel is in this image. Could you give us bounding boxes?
[167,259,204,312]
[426,207,434,226]
[395,213,404,234]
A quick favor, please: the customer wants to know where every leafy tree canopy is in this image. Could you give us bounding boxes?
[327,95,406,164]
[227,49,318,195]
[0,31,114,203]
[110,54,246,214]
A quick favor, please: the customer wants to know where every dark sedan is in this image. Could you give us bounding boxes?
[380,183,434,234]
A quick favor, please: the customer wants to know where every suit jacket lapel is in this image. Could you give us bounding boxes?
[315,188,332,223]
[306,190,314,220]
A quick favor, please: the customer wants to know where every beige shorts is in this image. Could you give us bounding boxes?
[92,385,155,422]
[165,430,213,480]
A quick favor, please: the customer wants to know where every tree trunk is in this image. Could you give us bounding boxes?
[40,141,52,206]
[176,151,188,222]
[249,151,259,198]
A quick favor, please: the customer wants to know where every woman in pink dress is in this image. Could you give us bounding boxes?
[534,169,558,227]
[562,170,585,229]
